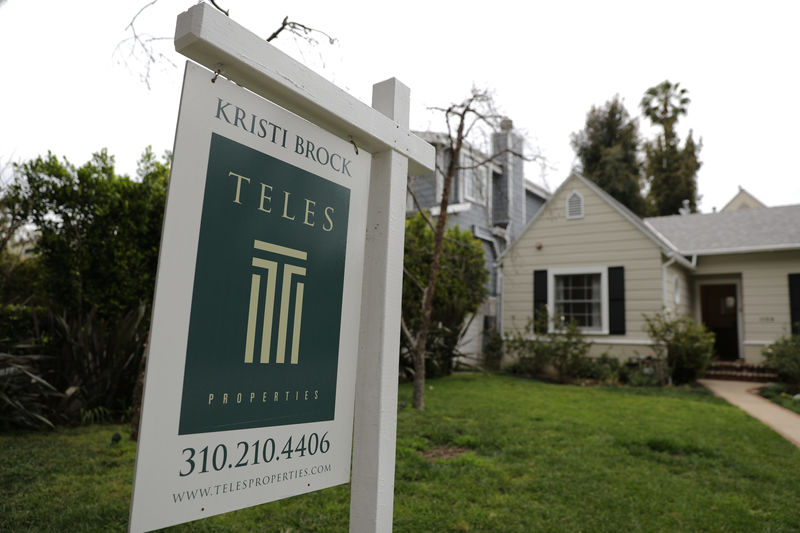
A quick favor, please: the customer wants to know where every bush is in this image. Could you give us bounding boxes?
[586,353,621,384]
[643,311,715,385]
[49,304,147,419]
[762,334,800,390]
[401,213,488,379]
[504,313,593,383]
[0,350,64,430]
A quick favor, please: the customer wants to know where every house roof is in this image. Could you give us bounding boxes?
[499,172,800,267]
[525,179,551,201]
[645,204,800,255]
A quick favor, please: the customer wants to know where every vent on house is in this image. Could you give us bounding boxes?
[566,191,584,219]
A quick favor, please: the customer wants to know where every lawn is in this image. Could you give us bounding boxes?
[2,373,800,532]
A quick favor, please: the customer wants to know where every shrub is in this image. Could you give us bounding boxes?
[643,311,715,385]
[401,213,488,379]
[0,351,64,429]
[586,353,621,384]
[762,334,800,390]
[504,313,593,383]
[49,304,148,420]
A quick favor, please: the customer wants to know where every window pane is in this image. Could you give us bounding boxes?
[554,273,602,329]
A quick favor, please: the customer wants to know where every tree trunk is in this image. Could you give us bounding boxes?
[411,136,461,410]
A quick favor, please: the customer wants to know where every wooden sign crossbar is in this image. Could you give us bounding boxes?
[175,4,434,177]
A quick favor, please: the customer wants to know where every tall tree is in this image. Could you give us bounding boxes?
[640,80,702,215]
[571,96,647,216]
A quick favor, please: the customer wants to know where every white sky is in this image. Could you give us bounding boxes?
[1,0,798,212]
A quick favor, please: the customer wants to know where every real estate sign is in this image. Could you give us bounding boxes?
[129,61,370,532]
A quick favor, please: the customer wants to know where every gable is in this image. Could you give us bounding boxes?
[501,175,665,268]
[721,188,766,212]
[500,175,670,342]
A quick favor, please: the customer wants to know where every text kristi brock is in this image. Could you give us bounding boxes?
[214,98,354,177]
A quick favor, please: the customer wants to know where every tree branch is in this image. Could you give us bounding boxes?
[400,316,417,348]
[266,16,337,45]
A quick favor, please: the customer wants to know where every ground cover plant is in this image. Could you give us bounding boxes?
[2,374,800,532]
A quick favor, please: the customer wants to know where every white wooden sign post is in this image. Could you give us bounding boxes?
[129,4,433,532]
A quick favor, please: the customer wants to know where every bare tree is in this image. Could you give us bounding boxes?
[117,1,337,89]
[403,89,537,410]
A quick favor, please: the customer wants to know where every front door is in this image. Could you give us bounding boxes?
[700,284,739,361]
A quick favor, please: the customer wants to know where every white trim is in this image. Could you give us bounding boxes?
[586,338,652,346]
[428,202,471,216]
[548,266,609,335]
[463,154,489,206]
[679,243,800,256]
[744,340,773,346]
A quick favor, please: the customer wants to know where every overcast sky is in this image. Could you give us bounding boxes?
[1,0,798,212]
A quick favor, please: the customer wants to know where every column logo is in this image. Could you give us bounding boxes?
[245,239,307,365]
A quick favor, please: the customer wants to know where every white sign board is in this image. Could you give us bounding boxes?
[129,61,371,532]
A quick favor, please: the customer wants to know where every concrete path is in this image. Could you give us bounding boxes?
[699,379,800,449]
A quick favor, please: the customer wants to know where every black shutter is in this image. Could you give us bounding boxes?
[608,266,625,335]
[790,274,800,335]
[533,270,548,333]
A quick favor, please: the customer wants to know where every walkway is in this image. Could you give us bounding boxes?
[699,379,800,449]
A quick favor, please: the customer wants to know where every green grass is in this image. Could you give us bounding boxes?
[2,373,800,532]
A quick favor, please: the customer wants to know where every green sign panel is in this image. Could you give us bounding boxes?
[178,133,350,434]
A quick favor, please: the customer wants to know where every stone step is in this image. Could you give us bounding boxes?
[705,367,778,383]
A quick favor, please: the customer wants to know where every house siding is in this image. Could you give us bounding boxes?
[501,177,663,361]
[525,191,546,225]
[693,250,800,363]
[408,170,438,210]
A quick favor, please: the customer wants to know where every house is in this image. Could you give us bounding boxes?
[407,119,550,361]
[721,186,766,211]
[498,173,800,364]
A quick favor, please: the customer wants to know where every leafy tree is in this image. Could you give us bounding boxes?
[9,148,169,321]
[571,96,648,216]
[640,81,702,216]
[401,212,488,379]
[3,148,169,423]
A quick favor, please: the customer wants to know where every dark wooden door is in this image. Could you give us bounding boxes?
[700,284,739,361]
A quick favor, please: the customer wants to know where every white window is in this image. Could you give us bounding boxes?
[548,267,608,334]
[566,190,584,219]
[464,158,488,205]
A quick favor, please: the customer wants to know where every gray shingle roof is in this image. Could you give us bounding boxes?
[644,205,800,254]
